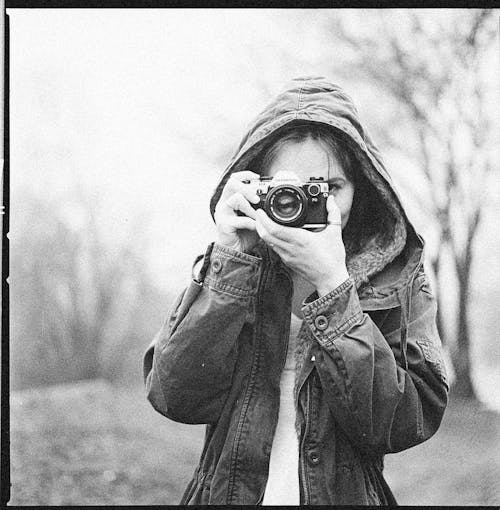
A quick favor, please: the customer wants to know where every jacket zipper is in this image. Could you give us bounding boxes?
[298,378,311,504]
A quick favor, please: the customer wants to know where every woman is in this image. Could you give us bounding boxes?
[143,77,449,505]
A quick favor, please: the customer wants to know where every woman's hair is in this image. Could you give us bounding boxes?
[254,122,394,255]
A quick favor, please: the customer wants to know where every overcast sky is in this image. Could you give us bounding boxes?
[8,9,332,281]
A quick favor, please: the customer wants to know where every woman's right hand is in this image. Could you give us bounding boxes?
[214,171,261,253]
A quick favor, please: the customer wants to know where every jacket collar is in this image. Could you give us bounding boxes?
[358,232,425,310]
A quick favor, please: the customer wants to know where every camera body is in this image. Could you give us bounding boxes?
[251,175,330,228]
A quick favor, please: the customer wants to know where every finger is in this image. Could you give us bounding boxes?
[255,215,288,250]
[269,243,288,259]
[222,176,260,204]
[224,216,257,231]
[263,240,294,268]
[326,195,342,227]
[255,209,307,244]
[223,192,257,219]
[230,170,261,182]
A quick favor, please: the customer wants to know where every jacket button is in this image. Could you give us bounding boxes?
[314,315,328,331]
[308,451,320,465]
[212,259,223,273]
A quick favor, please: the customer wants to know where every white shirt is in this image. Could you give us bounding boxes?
[262,312,302,505]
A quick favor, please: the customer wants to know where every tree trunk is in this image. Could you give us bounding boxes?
[430,251,446,345]
[451,266,477,400]
[451,207,482,400]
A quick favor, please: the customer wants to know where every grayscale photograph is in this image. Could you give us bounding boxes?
[5,7,500,506]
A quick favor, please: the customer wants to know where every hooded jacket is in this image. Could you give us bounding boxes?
[143,77,449,505]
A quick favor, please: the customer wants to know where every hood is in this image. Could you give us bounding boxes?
[209,76,422,289]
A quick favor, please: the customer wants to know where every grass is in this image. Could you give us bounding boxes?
[9,380,204,505]
[8,379,500,505]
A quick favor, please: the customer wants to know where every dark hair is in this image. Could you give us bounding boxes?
[255,122,393,255]
[259,123,355,183]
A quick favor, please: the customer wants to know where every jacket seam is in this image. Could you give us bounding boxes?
[319,311,364,348]
[296,80,306,116]
[204,275,256,298]
[302,277,353,313]
[212,242,262,266]
[226,262,267,503]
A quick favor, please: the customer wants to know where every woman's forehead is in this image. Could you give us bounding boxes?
[265,139,347,179]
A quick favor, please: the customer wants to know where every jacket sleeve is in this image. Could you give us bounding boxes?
[143,242,262,424]
[302,271,449,455]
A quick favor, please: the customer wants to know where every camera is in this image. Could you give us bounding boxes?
[243,173,330,229]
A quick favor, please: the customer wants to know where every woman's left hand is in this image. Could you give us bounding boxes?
[255,195,350,296]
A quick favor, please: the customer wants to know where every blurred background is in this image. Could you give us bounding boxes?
[7,8,500,505]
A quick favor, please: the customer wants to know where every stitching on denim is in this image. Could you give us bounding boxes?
[205,277,249,296]
[204,276,254,298]
[332,311,363,338]
[296,80,306,118]
[302,278,353,317]
[326,342,351,396]
[321,343,371,445]
[241,115,295,150]
[213,243,262,266]
[226,261,267,502]
[319,311,364,348]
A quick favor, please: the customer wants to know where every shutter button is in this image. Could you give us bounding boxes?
[314,315,328,331]
[212,259,223,273]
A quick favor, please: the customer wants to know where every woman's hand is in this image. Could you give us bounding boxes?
[255,195,349,296]
[214,171,261,254]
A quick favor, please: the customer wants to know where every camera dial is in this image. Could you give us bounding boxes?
[307,183,321,197]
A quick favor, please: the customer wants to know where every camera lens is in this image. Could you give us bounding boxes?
[265,185,307,225]
[275,191,299,218]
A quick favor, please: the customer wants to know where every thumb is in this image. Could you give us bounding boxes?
[326,195,342,228]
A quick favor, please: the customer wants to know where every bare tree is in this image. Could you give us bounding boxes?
[322,9,497,399]
[10,187,167,390]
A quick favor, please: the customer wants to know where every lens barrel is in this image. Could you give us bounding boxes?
[265,185,307,226]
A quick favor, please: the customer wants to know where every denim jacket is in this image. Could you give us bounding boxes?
[143,235,448,504]
[143,77,449,504]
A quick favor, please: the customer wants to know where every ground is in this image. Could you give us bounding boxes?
[8,379,500,505]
